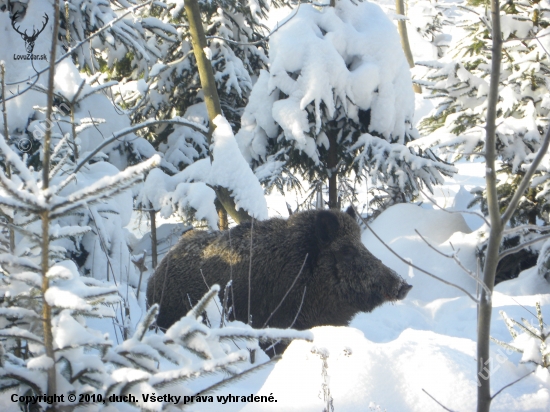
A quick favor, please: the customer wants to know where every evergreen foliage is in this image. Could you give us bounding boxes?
[418,0,550,227]
[110,0,286,157]
[492,302,549,369]
[236,0,455,211]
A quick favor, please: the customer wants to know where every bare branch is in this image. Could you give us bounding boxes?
[248,218,254,325]
[498,233,550,261]
[289,286,307,329]
[262,254,308,328]
[415,229,491,297]
[263,285,308,355]
[420,188,490,227]
[491,370,534,400]
[503,224,550,236]
[422,388,457,412]
[351,205,478,302]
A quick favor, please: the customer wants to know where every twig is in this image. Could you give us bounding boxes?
[507,296,548,327]
[156,250,171,331]
[414,229,491,297]
[350,205,478,303]
[71,117,207,176]
[420,188,490,227]
[503,224,550,236]
[491,370,534,400]
[422,388,456,412]
[87,206,117,285]
[205,2,302,46]
[498,233,550,261]
[262,254,308,328]
[220,280,231,328]
[263,285,307,354]
[289,286,307,329]
[228,227,236,321]
[248,218,254,325]
[199,268,224,319]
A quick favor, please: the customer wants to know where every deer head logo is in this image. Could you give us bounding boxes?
[11,11,49,54]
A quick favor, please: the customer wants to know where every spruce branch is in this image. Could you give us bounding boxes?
[500,123,550,227]
[2,0,155,101]
[186,285,220,320]
[498,233,550,261]
[72,118,207,176]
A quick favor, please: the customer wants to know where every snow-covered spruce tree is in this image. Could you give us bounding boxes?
[131,0,278,229]
[416,0,550,281]
[236,0,455,211]
[58,0,177,168]
[103,0,285,175]
[138,114,269,232]
[0,99,306,410]
[417,0,550,225]
[0,0,169,296]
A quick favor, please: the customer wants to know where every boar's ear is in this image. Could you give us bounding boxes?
[345,206,356,220]
[315,211,340,244]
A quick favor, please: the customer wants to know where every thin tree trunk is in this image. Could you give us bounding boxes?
[1,64,15,253]
[184,0,221,132]
[527,188,537,225]
[184,0,252,224]
[150,207,157,269]
[41,1,61,403]
[395,0,422,93]
[478,4,550,403]
[216,198,228,230]
[327,130,338,209]
[477,1,503,410]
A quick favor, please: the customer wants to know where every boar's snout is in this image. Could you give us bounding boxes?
[397,283,413,300]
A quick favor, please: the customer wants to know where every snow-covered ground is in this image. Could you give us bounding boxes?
[126,155,550,412]
[125,3,550,411]
[164,159,548,412]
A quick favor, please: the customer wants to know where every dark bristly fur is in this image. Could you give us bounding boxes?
[146,207,412,332]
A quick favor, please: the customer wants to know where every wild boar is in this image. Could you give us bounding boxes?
[146,207,412,333]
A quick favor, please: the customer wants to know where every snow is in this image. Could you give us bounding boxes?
[242,0,416,161]
[210,116,268,220]
[150,158,548,412]
[240,327,478,412]
[26,355,54,371]
[363,203,479,301]
[139,115,268,226]
[167,155,547,411]
[1,1,550,412]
